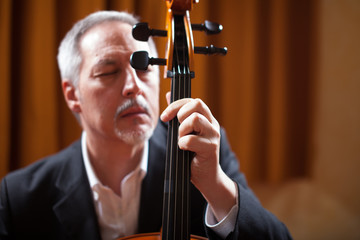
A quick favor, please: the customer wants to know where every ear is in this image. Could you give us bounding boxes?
[62,79,81,113]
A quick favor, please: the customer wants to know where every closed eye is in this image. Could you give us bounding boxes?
[97,70,119,77]
[92,58,120,78]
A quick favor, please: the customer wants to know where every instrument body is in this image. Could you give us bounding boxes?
[119,232,207,240]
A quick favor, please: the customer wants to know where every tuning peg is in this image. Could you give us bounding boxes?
[130,51,167,71]
[194,45,228,56]
[191,20,223,35]
[132,22,167,41]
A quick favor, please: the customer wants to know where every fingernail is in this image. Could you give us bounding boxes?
[160,111,166,120]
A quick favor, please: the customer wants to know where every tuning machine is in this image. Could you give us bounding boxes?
[132,22,167,42]
[192,20,228,56]
[191,20,223,35]
[194,45,227,56]
[130,23,167,70]
[130,19,228,70]
[130,51,166,71]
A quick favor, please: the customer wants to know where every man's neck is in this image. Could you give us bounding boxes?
[85,131,145,196]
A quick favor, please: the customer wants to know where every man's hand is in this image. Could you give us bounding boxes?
[160,93,237,222]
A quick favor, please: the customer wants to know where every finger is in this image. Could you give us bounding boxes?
[160,98,192,122]
[178,134,219,158]
[178,112,212,137]
[177,98,214,125]
[178,113,220,157]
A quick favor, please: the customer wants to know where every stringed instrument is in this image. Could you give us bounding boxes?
[125,0,227,239]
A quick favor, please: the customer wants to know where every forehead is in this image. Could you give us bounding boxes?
[79,21,150,61]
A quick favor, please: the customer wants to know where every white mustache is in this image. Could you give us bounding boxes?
[114,96,150,118]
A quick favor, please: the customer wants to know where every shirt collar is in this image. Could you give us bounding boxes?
[81,131,149,189]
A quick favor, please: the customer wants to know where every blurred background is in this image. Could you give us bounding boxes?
[1,0,359,239]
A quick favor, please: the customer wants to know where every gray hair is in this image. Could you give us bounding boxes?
[57,11,158,124]
[57,10,157,87]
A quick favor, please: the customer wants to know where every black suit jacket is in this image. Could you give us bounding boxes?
[0,121,292,239]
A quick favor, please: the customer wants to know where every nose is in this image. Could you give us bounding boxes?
[122,67,142,97]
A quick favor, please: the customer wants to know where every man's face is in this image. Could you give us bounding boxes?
[75,21,159,144]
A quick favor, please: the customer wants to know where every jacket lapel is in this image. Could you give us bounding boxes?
[52,141,101,239]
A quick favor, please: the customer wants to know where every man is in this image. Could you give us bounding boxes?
[0,11,292,239]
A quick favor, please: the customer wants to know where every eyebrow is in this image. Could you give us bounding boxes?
[94,58,117,67]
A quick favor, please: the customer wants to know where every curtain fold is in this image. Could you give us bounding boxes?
[0,0,12,176]
[0,0,315,185]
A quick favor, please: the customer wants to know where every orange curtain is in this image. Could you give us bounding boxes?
[0,0,316,185]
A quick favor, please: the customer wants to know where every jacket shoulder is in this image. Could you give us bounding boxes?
[1,140,82,200]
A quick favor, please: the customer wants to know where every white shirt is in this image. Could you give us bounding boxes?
[81,132,238,240]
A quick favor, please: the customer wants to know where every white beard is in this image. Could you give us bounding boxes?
[113,95,155,145]
[114,119,154,144]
